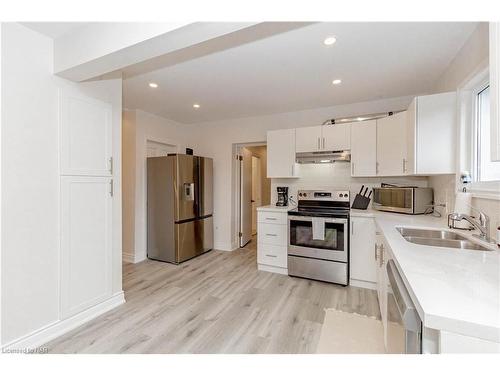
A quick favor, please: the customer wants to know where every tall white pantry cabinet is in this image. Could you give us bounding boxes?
[59,86,119,319]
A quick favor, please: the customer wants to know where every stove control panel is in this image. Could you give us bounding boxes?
[297,190,350,202]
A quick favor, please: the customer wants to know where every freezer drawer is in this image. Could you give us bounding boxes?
[175,216,213,263]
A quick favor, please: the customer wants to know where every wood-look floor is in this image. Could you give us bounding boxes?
[47,240,382,354]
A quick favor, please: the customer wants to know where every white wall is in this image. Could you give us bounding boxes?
[1,23,123,346]
[122,109,193,262]
[189,95,415,250]
[429,22,500,236]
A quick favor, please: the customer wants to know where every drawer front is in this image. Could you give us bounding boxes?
[257,243,287,268]
[257,211,287,225]
[258,222,287,246]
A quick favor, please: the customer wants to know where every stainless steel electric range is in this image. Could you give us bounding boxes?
[287,190,350,285]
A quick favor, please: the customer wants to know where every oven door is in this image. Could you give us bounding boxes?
[288,216,348,262]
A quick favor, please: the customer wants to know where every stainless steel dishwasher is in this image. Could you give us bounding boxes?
[386,259,422,354]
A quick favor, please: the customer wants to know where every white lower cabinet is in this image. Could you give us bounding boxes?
[257,208,288,274]
[60,176,113,318]
[349,216,377,287]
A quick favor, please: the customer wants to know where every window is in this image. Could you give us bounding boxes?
[472,83,500,182]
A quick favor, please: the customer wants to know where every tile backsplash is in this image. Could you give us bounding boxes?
[270,163,428,207]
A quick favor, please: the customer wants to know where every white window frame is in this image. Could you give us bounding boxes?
[458,66,500,200]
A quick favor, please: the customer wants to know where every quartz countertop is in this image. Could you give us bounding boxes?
[352,209,500,343]
[256,205,294,213]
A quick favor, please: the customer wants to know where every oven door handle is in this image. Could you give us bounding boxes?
[288,216,348,224]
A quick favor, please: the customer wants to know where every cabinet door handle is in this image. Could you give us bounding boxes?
[110,179,114,197]
[265,254,277,258]
[374,243,379,261]
[402,158,407,173]
[351,221,354,236]
[266,233,277,237]
[376,162,379,175]
[109,157,113,174]
[317,137,320,150]
[351,162,355,175]
[322,137,325,149]
[266,217,277,221]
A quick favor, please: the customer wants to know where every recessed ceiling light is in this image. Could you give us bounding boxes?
[193,104,200,109]
[148,82,158,88]
[332,79,342,85]
[323,36,337,46]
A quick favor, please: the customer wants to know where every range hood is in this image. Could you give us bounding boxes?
[296,150,351,164]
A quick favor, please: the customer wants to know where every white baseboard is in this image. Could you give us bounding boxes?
[258,264,288,275]
[214,241,235,251]
[2,291,125,351]
[350,279,377,290]
[122,252,136,263]
[122,252,146,264]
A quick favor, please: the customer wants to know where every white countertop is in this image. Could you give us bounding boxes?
[256,205,294,213]
[353,209,500,343]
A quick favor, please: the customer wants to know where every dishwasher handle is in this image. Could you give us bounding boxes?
[386,259,420,333]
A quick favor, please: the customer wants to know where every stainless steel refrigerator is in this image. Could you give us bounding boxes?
[147,154,213,264]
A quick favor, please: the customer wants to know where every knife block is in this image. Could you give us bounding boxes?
[351,193,371,210]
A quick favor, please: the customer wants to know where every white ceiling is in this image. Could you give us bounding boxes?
[123,22,477,124]
[22,22,91,39]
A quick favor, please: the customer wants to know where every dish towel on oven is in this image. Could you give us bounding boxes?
[312,217,325,241]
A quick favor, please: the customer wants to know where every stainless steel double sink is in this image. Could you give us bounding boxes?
[396,227,493,251]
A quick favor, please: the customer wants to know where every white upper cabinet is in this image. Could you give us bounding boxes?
[323,123,351,151]
[295,124,351,153]
[295,125,322,153]
[351,120,377,176]
[60,90,113,176]
[267,128,298,178]
[376,111,408,176]
[491,22,500,161]
[406,91,456,175]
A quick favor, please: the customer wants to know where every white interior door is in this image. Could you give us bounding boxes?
[240,147,253,247]
[251,156,262,235]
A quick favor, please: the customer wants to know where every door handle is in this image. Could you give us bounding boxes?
[317,137,320,150]
[109,157,113,175]
[322,137,325,149]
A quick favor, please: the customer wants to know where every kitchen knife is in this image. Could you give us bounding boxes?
[359,185,364,195]
[363,187,369,196]
[367,190,372,198]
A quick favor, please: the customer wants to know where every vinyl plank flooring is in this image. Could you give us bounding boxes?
[46,241,382,354]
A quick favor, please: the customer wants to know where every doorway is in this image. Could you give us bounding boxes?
[237,144,271,248]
